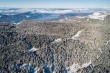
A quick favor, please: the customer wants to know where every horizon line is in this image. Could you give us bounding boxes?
[0,7,110,9]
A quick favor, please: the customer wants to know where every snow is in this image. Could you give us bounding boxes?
[106,41,109,45]
[59,17,68,21]
[77,16,85,19]
[21,64,27,67]
[26,15,30,18]
[59,19,63,21]
[81,60,92,68]
[0,8,109,14]
[67,63,80,73]
[67,61,92,73]
[52,72,55,73]
[30,9,73,14]
[0,8,73,14]
[99,49,102,53]
[87,18,89,21]
[36,9,73,14]
[96,55,100,59]
[34,67,38,73]
[16,20,26,25]
[89,12,107,20]
[72,29,83,40]
[20,63,28,69]
[5,14,16,15]
[29,47,38,52]
[52,38,62,43]
[106,40,110,45]
[16,22,21,25]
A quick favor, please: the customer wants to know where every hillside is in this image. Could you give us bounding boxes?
[0,15,110,73]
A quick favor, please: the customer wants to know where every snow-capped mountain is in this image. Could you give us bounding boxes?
[0,8,110,14]
[0,8,110,24]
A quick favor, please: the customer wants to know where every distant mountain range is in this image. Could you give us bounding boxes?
[0,8,110,24]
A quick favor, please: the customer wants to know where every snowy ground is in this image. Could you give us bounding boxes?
[88,12,107,20]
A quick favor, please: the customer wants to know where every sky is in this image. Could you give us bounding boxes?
[0,0,110,8]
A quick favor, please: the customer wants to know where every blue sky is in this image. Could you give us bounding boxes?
[0,0,110,8]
